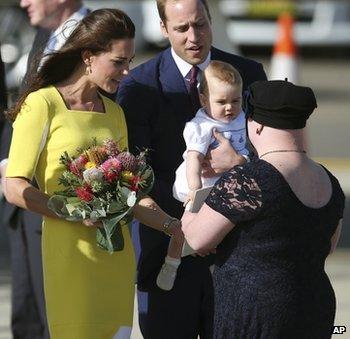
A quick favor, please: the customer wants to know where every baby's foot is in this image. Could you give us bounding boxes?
[156,257,181,291]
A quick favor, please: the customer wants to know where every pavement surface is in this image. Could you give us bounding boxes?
[0,56,349,338]
[1,250,349,339]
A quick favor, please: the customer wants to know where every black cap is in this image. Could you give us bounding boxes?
[243,80,317,129]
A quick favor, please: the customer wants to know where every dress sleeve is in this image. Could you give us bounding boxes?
[205,166,263,224]
[6,91,50,181]
[183,121,211,155]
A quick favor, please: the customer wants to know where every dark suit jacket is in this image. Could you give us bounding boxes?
[117,46,267,284]
[0,45,8,215]
[0,29,50,226]
[0,46,7,136]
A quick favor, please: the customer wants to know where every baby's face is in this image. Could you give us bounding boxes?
[202,77,242,123]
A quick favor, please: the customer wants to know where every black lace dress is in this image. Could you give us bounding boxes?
[205,159,345,339]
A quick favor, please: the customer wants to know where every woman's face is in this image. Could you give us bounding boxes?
[88,38,135,93]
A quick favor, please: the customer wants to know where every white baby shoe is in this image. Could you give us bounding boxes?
[156,257,181,291]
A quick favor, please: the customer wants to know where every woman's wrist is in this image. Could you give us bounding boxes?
[162,216,181,236]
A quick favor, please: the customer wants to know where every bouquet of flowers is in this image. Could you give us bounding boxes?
[48,138,154,253]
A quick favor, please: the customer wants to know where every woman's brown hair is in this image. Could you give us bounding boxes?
[6,8,135,121]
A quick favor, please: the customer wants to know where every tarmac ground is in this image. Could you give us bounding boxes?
[1,249,349,339]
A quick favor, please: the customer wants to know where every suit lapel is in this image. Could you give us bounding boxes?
[159,49,194,122]
[159,48,188,94]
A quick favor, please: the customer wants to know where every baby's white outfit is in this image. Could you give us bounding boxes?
[173,108,249,202]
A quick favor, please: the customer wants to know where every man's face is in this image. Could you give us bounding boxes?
[161,0,212,65]
[20,0,61,28]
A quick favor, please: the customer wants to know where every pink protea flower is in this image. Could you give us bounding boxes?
[76,186,94,202]
[117,152,137,172]
[69,155,88,176]
[77,154,89,165]
[101,158,122,182]
[103,138,120,157]
[69,161,82,176]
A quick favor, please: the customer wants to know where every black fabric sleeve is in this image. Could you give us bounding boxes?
[205,166,263,224]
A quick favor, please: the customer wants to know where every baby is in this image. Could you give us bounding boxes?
[157,60,249,290]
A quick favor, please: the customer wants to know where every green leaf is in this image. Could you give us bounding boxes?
[138,165,154,195]
[95,208,134,253]
[127,191,137,207]
[48,195,84,221]
[66,197,81,204]
[107,201,124,213]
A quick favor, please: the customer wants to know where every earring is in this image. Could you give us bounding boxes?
[256,125,264,135]
[85,64,91,75]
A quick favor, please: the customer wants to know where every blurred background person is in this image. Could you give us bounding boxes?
[1,44,8,200]
[0,45,6,132]
[0,1,88,338]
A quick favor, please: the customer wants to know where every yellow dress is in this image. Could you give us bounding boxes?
[7,86,136,339]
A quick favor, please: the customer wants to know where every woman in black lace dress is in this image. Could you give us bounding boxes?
[182,80,345,339]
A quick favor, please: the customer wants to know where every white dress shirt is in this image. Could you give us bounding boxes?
[171,48,211,91]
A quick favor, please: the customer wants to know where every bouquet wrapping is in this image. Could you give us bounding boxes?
[48,138,154,253]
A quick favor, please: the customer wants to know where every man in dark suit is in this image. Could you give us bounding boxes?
[0,47,6,132]
[0,1,87,338]
[0,46,7,189]
[117,0,267,338]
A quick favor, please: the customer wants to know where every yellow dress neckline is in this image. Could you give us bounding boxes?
[50,85,108,115]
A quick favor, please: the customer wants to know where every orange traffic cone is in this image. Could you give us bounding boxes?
[270,12,298,84]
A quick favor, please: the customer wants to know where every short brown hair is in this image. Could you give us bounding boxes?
[199,61,242,97]
[156,0,211,24]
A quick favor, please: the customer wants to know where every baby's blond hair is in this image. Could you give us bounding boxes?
[199,60,242,97]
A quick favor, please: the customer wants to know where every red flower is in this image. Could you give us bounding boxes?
[77,154,89,165]
[69,155,89,176]
[75,186,94,202]
[69,162,81,176]
[101,158,122,183]
[130,176,141,192]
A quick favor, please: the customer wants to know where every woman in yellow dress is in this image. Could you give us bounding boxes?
[4,8,182,339]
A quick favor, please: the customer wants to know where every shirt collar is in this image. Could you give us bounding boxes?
[49,6,89,51]
[171,48,211,78]
[196,107,242,126]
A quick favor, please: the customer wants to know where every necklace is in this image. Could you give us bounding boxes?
[87,101,95,112]
[259,150,306,158]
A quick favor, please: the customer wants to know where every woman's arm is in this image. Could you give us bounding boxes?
[329,220,342,254]
[133,196,182,238]
[181,203,234,251]
[5,177,58,218]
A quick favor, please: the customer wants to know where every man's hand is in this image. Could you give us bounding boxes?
[202,129,246,178]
